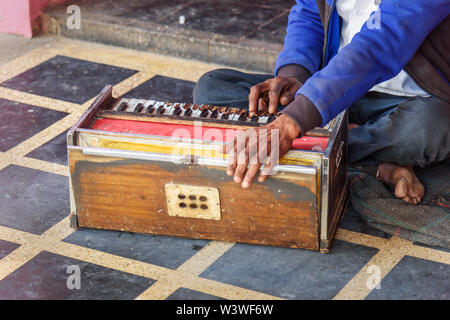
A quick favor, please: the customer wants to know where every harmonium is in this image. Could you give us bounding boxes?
[67,85,348,253]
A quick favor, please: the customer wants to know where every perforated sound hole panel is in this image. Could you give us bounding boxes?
[165,184,221,220]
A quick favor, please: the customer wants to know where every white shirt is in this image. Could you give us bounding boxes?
[336,0,430,97]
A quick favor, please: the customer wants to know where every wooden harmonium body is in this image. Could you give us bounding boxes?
[68,85,348,252]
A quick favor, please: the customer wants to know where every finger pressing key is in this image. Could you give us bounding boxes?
[258,96,268,112]
[268,80,285,114]
[279,85,297,105]
[248,83,265,116]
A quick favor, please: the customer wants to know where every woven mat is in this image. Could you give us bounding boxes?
[349,160,450,249]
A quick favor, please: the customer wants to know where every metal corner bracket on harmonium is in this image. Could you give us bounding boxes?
[67,85,349,253]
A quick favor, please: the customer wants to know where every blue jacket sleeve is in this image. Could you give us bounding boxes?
[297,0,450,126]
[274,0,325,77]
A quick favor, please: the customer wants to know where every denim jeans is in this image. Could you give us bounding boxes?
[193,68,450,167]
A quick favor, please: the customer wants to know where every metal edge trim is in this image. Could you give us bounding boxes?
[320,156,330,242]
[324,110,346,155]
[71,146,318,175]
[75,128,328,155]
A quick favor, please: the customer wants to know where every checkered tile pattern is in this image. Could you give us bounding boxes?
[0,38,448,300]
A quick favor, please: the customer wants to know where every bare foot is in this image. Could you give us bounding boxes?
[377,163,425,205]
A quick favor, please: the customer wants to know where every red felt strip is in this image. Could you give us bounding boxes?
[91,118,329,151]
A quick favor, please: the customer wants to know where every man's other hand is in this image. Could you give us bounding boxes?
[248,77,302,116]
[219,114,302,188]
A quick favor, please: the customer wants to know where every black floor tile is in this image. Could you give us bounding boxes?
[162,1,285,38]
[167,287,225,300]
[115,0,190,23]
[26,130,68,166]
[0,99,68,152]
[123,75,196,103]
[63,228,209,270]
[0,165,70,235]
[0,239,20,260]
[0,251,155,299]
[1,55,137,104]
[200,240,378,300]
[223,0,296,9]
[246,12,289,44]
[366,256,450,300]
[339,204,391,239]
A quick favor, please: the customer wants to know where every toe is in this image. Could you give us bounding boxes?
[402,195,412,204]
[394,178,408,199]
[415,195,422,204]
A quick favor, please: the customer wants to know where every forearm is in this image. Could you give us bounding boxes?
[280,94,322,136]
[277,64,312,84]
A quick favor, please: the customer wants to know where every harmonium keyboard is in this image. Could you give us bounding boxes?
[68,85,348,252]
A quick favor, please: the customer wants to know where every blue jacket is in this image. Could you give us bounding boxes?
[275,0,450,126]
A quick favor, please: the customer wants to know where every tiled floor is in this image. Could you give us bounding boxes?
[0,37,448,300]
[0,251,155,299]
[63,229,209,270]
[123,75,196,103]
[26,130,69,165]
[0,99,68,152]
[366,256,450,300]
[167,287,224,300]
[1,55,138,104]
[0,240,20,261]
[0,165,69,235]
[200,240,379,300]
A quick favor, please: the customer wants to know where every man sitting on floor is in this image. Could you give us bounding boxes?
[193,0,450,204]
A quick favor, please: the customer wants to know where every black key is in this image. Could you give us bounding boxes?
[221,113,229,120]
[210,110,219,118]
[134,103,144,113]
[157,105,165,114]
[184,108,192,116]
[267,114,277,123]
[251,115,259,122]
[200,109,209,118]
[238,112,248,122]
[117,101,128,112]
[173,106,182,115]
[146,106,155,113]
